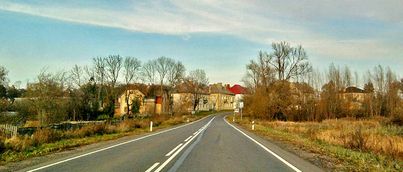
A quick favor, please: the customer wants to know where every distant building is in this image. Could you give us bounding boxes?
[114,89,145,117]
[226,84,247,110]
[114,84,164,117]
[209,83,234,111]
[171,82,211,113]
[171,92,211,113]
[341,86,368,110]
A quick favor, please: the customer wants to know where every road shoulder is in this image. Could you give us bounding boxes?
[224,116,324,172]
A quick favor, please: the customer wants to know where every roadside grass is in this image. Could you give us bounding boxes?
[0,111,215,164]
[229,115,403,172]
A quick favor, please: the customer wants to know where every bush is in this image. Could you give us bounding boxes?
[116,120,135,132]
[348,126,368,150]
[32,129,61,146]
[4,136,33,151]
[97,114,110,120]
[71,124,110,138]
[388,112,403,126]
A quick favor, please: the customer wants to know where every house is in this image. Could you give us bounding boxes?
[209,83,235,111]
[171,92,211,113]
[341,86,367,110]
[226,84,247,109]
[114,84,166,116]
[171,82,211,113]
[114,89,145,117]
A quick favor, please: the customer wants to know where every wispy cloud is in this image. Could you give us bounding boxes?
[0,0,402,61]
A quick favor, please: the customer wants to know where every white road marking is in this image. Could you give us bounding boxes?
[26,115,213,172]
[184,135,193,142]
[154,116,215,172]
[224,116,302,172]
[145,162,160,172]
[165,143,183,157]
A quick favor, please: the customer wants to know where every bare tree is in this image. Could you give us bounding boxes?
[242,60,260,89]
[155,56,175,88]
[363,81,375,117]
[93,57,106,85]
[105,55,123,87]
[154,57,175,113]
[187,69,209,111]
[167,61,186,87]
[123,57,141,116]
[267,41,312,81]
[123,57,141,86]
[242,51,276,89]
[307,68,323,92]
[354,71,360,87]
[373,65,386,93]
[343,66,352,87]
[141,60,157,84]
[70,65,84,88]
[327,63,343,90]
[92,57,107,110]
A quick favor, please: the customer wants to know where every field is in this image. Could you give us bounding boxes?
[232,115,403,171]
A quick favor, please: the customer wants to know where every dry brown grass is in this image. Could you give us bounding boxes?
[254,118,403,161]
[32,129,62,146]
[4,135,33,152]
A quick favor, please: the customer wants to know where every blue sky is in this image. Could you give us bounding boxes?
[0,0,402,87]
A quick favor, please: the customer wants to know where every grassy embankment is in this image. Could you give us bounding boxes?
[228,114,402,171]
[0,111,214,164]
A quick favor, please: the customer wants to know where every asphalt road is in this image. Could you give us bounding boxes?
[20,112,323,172]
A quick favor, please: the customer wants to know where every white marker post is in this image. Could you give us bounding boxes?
[150,121,153,132]
[239,102,244,121]
[252,121,255,130]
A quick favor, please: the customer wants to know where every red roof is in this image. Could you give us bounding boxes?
[227,84,247,94]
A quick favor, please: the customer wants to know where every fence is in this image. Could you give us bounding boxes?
[0,124,18,138]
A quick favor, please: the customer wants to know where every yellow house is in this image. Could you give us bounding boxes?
[171,92,211,113]
[115,89,145,117]
[209,83,235,111]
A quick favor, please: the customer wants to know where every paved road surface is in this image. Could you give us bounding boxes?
[20,112,322,172]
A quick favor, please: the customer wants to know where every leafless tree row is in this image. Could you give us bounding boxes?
[243,41,403,124]
[1,55,209,124]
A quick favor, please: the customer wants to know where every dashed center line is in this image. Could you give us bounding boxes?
[145,162,160,172]
[165,143,183,157]
[146,116,215,172]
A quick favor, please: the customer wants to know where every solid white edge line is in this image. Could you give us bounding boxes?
[184,135,193,142]
[154,116,216,172]
[26,115,213,172]
[224,116,302,172]
[165,143,183,157]
[145,162,160,172]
